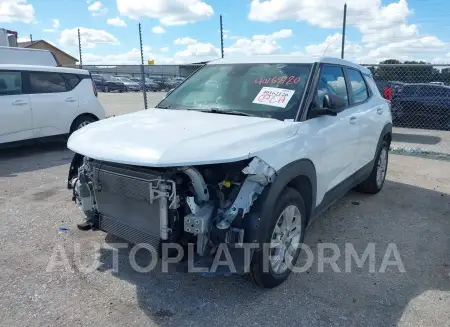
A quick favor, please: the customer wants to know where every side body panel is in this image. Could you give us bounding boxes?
[0,94,33,143]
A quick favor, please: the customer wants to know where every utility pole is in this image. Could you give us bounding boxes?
[139,23,148,109]
[220,15,224,58]
[30,34,33,42]
[341,3,347,59]
[78,28,83,67]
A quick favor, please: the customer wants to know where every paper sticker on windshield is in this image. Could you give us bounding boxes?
[252,87,295,108]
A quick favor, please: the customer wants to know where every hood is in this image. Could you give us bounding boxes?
[67,109,299,167]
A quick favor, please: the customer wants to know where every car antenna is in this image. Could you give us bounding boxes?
[322,44,331,57]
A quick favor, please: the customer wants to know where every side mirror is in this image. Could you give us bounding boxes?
[310,93,338,117]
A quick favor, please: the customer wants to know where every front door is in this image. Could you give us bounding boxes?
[308,65,360,197]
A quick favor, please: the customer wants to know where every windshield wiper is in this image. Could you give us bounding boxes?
[200,108,252,117]
[155,104,172,109]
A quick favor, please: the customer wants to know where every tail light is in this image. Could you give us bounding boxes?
[91,79,98,97]
[89,72,98,97]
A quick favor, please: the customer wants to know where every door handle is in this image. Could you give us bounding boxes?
[12,100,28,106]
[377,107,383,115]
[65,97,76,103]
[349,116,357,124]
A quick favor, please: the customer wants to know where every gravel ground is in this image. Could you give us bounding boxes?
[0,145,449,327]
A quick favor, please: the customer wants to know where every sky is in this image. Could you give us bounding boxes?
[1,0,450,65]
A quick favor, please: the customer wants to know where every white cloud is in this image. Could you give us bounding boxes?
[249,0,419,46]
[83,47,174,65]
[362,36,448,63]
[59,27,119,49]
[17,35,31,43]
[43,19,61,33]
[88,0,108,16]
[304,33,363,59]
[107,17,127,27]
[152,26,166,34]
[0,0,35,23]
[174,37,198,45]
[117,0,214,26]
[160,47,169,53]
[174,42,220,63]
[300,33,449,64]
[52,19,60,29]
[225,29,293,56]
[248,0,450,63]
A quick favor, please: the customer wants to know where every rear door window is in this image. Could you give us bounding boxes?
[29,72,67,93]
[0,71,22,95]
[63,74,81,90]
[346,68,369,104]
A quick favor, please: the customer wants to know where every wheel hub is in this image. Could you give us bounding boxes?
[270,205,302,274]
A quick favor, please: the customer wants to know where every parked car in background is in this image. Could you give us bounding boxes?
[115,77,141,92]
[375,80,404,101]
[0,64,105,145]
[391,83,450,130]
[151,76,177,91]
[130,77,159,91]
[91,74,126,93]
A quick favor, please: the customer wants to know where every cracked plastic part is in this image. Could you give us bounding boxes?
[216,157,276,229]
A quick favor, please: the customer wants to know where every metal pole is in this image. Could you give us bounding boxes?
[139,23,148,109]
[78,28,83,68]
[341,3,347,59]
[30,34,33,42]
[220,15,224,58]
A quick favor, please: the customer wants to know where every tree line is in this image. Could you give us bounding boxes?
[365,59,450,84]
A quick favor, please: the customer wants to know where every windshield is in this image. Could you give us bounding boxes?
[157,63,312,120]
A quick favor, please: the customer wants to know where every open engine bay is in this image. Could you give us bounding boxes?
[69,155,276,265]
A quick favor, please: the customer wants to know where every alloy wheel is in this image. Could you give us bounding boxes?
[376,147,388,187]
[270,205,302,275]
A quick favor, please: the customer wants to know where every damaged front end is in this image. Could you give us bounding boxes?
[69,156,275,271]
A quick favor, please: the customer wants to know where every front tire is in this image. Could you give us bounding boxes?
[356,139,389,194]
[248,187,307,288]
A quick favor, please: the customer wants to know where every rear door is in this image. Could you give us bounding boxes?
[345,68,381,168]
[0,70,33,144]
[27,71,79,138]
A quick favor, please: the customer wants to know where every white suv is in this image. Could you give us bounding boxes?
[0,64,105,145]
[67,56,391,288]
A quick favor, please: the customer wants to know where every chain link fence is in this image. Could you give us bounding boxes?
[363,64,450,158]
[71,63,450,158]
[68,64,204,116]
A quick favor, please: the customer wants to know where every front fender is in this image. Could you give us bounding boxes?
[243,159,317,244]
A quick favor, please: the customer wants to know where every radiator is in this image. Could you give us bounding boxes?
[89,161,166,248]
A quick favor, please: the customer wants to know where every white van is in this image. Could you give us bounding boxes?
[0,64,105,145]
[0,46,59,66]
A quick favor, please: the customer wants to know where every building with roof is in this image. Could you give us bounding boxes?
[18,39,78,66]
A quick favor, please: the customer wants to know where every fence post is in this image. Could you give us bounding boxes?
[78,28,83,69]
[139,23,148,110]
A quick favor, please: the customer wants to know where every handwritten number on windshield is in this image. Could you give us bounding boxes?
[255,76,301,86]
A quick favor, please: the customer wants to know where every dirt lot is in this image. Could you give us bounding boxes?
[0,144,449,327]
